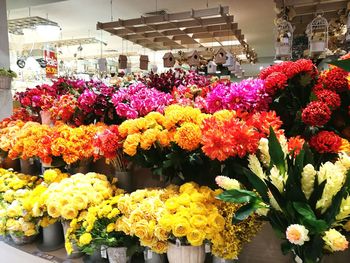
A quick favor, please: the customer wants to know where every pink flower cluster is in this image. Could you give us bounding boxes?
[205,78,271,114]
[111,82,173,119]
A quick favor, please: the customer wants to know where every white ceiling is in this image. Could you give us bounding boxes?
[6,0,276,59]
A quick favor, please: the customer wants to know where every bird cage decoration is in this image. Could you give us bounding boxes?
[207,61,217,74]
[214,48,227,64]
[307,14,329,55]
[223,52,235,67]
[275,17,294,59]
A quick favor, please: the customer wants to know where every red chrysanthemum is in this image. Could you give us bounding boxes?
[301,101,331,126]
[264,72,288,95]
[321,67,349,92]
[247,111,283,137]
[315,90,341,110]
[285,59,316,79]
[288,136,305,157]
[309,131,342,153]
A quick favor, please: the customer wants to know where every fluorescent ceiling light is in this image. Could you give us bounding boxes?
[36,24,61,40]
[221,40,240,46]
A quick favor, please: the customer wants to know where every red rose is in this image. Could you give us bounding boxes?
[309,131,342,153]
[301,101,331,127]
[315,90,341,110]
[264,72,288,95]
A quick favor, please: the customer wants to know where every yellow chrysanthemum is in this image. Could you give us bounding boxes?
[173,122,201,151]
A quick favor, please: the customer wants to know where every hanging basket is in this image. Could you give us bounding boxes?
[0,76,12,89]
[37,221,64,252]
[167,243,205,263]
[107,246,130,263]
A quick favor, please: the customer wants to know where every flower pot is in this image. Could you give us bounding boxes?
[212,256,237,263]
[83,246,109,263]
[115,171,132,192]
[61,220,83,259]
[237,224,291,263]
[1,157,20,172]
[10,232,38,245]
[167,243,205,263]
[20,158,40,175]
[0,76,11,89]
[107,246,130,263]
[37,221,64,251]
[130,165,166,191]
[66,159,91,175]
[144,247,166,263]
[40,159,66,174]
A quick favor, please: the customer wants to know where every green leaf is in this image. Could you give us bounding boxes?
[309,92,317,102]
[217,189,258,204]
[268,127,286,174]
[268,211,288,238]
[328,58,350,72]
[281,241,293,255]
[232,202,257,223]
[293,202,316,219]
[309,179,326,211]
[265,180,286,210]
[301,217,328,233]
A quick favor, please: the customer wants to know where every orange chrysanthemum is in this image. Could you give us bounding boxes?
[174,123,201,151]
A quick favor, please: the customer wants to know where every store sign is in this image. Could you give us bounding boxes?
[44,50,58,77]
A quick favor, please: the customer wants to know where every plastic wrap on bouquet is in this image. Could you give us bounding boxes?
[61,220,83,259]
[107,247,130,263]
[167,243,205,263]
[10,232,38,245]
[37,221,64,252]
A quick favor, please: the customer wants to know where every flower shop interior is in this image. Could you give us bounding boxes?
[1,0,350,262]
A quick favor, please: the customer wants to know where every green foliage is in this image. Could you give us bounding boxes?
[329,58,350,72]
[0,68,17,78]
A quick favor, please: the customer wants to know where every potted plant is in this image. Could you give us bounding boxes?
[0,68,17,89]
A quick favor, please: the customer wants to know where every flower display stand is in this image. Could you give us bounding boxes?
[37,222,64,252]
[167,243,205,263]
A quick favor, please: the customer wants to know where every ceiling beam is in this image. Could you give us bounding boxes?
[275,0,347,8]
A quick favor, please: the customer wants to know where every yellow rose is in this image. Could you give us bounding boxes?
[165,198,180,212]
[47,204,61,218]
[71,195,88,211]
[134,220,149,239]
[123,133,141,156]
[208,214,225,230]
[140,129,159,150]
[190,192,205,203]
[154,225,169,241]
[159,214,173,232]
[79,233,92,246]
[177,193,191,207]
[187,229,206,246]
[61,205,78,220]
[115,218,131,235]
[152,241,168,254]
[172,219,190,237]
[24,229,37,236]
[190,215,207,229]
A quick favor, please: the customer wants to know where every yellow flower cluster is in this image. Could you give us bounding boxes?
[0,169,42,237]
[159,182,225,247]
[45,172,117,220]
[0,120,25,154]
[119,105,208,156]
[65,194,123,254]
[211,202,263,260]
[115,186,178,253]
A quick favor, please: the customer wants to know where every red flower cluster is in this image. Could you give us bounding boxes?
[287,136,305,157]
[50,94,78,123]
[201,111,283,161]
[259,59,316,95]
[315,90,341,110]
[309,131,342,153]
[319,67,349,93]
[301,101,331,127]
[93,125,121,160]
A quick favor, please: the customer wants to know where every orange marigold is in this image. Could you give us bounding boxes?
[174,123,201,151]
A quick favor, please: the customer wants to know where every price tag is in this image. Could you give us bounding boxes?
[147,249,153,259]
[205,243,211,253]
[101,245,107,258]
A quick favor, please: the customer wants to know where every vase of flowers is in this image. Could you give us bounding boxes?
[0,68,16,89]
[167,243,205,263]
[10,232,38,245]
[37,221,65,251]
[107,247,130,263]
[144,247,166,263]
[62,220,83,258]
[217,129,350,263]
